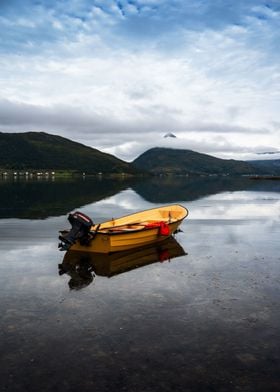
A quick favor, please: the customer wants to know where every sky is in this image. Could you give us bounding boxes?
[0,0,280,162]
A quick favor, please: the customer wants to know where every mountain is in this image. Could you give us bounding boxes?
[1,132,278,176]
[0,132,134,174]
[248,159,280,175]
[132,147,256,176]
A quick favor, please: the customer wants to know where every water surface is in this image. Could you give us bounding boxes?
[0,177,279,391]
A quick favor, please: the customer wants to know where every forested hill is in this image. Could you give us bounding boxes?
[132,147,256,175]
[1,132,279,176]
[0,132,134,174]
[248,159,280,175]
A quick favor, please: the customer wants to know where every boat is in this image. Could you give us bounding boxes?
[58,204,188,253]
[58,237,187,289]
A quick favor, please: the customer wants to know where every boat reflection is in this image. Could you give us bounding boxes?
[58,237,187,290]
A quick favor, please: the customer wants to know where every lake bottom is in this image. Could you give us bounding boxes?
[1,223,280,392]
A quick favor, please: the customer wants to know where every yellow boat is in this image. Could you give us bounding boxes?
[58,204,188,253]
[58,237,187,289]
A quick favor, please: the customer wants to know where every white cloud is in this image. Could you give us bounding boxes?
[0,0,279,161]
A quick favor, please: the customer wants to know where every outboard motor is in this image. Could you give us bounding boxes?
[58,211,94,251]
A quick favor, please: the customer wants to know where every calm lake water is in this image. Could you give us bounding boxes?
[0,177,280,392]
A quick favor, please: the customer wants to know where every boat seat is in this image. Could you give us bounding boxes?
[101,224,145,233]
[159,210,181,220]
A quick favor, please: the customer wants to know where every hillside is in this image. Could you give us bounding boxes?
[0,132,134,174]
[132,147,256,175]
[248,159,280,175]
[1,132,278,177]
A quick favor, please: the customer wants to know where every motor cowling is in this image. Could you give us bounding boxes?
[58,211,94,251]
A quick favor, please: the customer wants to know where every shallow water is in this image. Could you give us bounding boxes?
[0,177,280,391]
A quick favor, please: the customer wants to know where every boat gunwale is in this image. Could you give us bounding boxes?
[89,204,188,236]
[92,217,185,236]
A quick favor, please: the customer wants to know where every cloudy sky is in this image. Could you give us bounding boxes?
[0,0,280,161]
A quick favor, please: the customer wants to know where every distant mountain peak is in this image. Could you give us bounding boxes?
[164,132,176,138]
[256,151,280,155]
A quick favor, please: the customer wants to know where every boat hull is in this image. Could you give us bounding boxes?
[70,220,183,253]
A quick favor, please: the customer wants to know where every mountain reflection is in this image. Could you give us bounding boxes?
[58,237,186,290]
[131,176,280,203]
[0,178,130,219]
[1,176,279,219]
